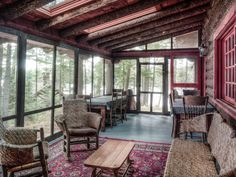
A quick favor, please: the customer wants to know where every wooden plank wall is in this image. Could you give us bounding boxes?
[202,0,236,125]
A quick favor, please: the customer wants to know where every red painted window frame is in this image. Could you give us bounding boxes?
[170,54,202,94]
[214,14,236,108]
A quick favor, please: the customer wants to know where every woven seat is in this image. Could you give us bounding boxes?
[164,151,217,177]
[170,139,212,160]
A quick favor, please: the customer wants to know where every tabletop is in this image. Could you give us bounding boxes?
[172,99,215,114]
[84,140,135,169]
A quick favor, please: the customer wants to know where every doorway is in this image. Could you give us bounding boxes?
[138,58,168,114]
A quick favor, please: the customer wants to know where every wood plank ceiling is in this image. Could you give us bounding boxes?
[0,0,211,52]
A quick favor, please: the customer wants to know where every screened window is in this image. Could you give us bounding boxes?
[173,31,198,49]
[0,32,18,117]
[147,38,171,50]
[93,56,104,97]
[125,45,145,51]
[173,58,197,83]
[78,53,92,95]
[222,27,236,105]
[55,47,74,105]
[25,40,53,112]
[114,60,137,94]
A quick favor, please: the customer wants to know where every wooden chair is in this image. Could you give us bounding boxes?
[0,120,49,177]
[55,99,102,160]
[180,96,209,141]
[121,90,128,121]
[76,94,92,112]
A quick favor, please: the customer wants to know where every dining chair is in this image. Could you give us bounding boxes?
[0,120,49,177]
[76,94,92,112]
[180,96,209,141]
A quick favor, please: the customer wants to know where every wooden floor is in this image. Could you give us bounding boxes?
[101,114,172,144]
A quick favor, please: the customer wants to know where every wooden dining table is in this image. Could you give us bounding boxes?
[172,99,215,138]
[89,95,124,131]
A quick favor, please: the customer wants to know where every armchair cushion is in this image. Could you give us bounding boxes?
[65,112,88,128]
[0,143,35,166]
[3,128,37,145]
[68,127,97,136]
[87,112,102,130]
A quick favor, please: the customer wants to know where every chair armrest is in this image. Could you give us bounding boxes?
[87,112,102,131]
[54,114,67,132]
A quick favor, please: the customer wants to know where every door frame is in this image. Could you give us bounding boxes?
[137,58,169,114]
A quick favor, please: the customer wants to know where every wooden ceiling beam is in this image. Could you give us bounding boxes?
[0,0,54,20]
[92,6,208,46]
[108,22,202,50]
[78,0,210,42]
[60,0,173,37]
[102,16,203,48]
[113,26,201,51]
[37,0,127,30]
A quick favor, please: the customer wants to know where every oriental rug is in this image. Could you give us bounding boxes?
[48,137,170,177]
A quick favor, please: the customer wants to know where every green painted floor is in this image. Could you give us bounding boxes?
[100,114,173,144]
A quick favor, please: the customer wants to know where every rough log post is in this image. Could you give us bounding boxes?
[37,0,126,30]
[60,0,169,37]
[104,20,203,49]
[78,0,210,42]
[0,0,54,20]
[111,26,201,51]
[98,16,203,48]
[92,6,208,45]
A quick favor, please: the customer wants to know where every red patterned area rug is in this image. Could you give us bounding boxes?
[48,137,170,177]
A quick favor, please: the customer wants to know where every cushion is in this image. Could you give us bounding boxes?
[68,127,97,136]
[63,99,87,115]
[170,139,212,160]
[65,112,88,128]
[164,150,217,177]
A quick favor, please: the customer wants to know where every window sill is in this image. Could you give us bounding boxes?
[210,98,236,120]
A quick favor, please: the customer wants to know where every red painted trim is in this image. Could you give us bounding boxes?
[112,49,199,58]
[210,98,236,120]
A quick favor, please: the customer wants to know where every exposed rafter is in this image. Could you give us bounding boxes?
[108,22,202,50]
[37,0,131,30]
[78,0,210,42]
[103,18,203,49]
[60,0,177,37]
[0,0,54,20]
[113,26,201,51]
[92,6,208,46]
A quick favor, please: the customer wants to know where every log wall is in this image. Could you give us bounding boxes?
[202,0,236,125]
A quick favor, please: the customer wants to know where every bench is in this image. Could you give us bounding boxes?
[164,112,236,177]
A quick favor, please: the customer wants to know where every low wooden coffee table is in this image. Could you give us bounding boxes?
[84,140,135,177]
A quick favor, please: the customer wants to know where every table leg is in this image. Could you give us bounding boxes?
[91,168,96,177]
[174,114,181,138]
[113,169,118,177]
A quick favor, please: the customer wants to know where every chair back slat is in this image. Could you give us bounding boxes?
[183,96,208,119]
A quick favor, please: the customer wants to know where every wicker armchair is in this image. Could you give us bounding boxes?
[76,94,92,112]
[55,99,102,160]
[0,120,49,177]
[180,96,209,141]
